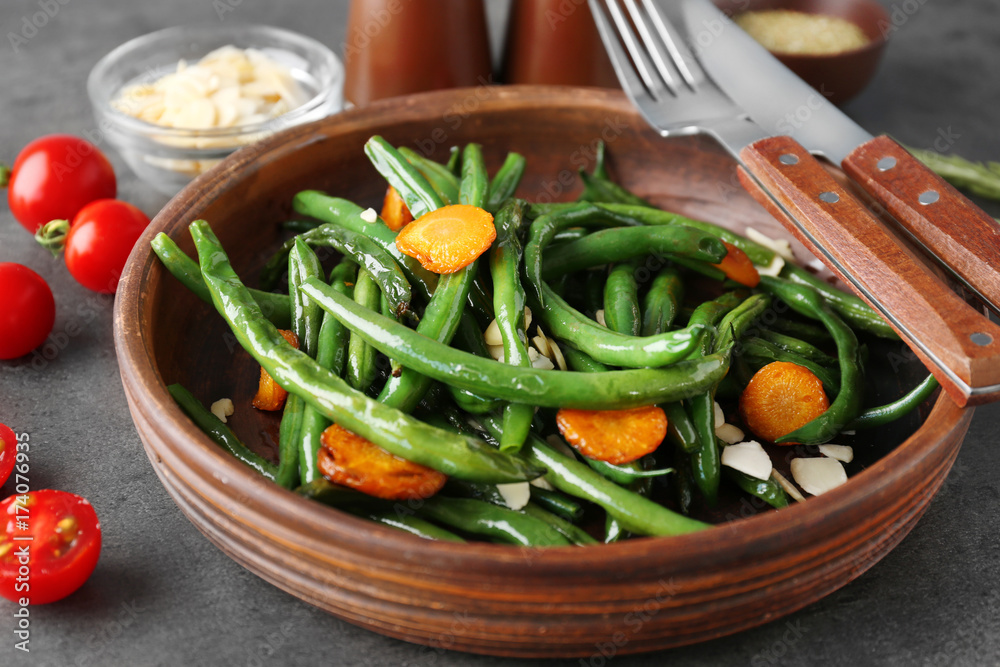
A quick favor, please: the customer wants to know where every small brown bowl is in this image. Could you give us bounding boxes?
[114,86,970,657]
[713,0,890,105]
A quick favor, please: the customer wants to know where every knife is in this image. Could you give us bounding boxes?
[682,0,1000,315]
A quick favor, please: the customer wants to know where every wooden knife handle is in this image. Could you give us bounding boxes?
[843,135,1000,311]
[739,135,1000,407]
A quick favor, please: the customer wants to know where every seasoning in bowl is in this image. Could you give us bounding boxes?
[112,46,310,130]
[734,10,870,55]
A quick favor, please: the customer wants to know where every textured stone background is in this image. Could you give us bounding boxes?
[0,0,998,665]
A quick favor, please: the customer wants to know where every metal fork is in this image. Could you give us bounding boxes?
[588,0,1000,405]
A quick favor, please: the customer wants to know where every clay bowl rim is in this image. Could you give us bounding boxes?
[714,0,891,60]
[114,85,968,576]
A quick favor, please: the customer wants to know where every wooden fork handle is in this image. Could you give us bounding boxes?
[842,135,1000,311]
[738,135,1000,407]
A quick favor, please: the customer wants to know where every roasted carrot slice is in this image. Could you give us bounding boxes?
[318,423,447,500]
[556,406,668,465]
[394,204,496,274]
[380,185,413,232]
[739,361,829,444]
[252,329,299,411]
[713,241,760,288]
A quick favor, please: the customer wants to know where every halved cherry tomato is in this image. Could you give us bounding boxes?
[4,135,116,234]
[0,263,56,360]
[0,424,16,488]
[0,490,102,605]
[64,200,150,293]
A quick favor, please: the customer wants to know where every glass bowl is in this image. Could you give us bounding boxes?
[88,24,343,195]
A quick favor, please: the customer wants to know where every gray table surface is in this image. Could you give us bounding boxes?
[1,0,999,665]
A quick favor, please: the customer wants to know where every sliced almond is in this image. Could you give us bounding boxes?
[531,354,555,370]
[545,434,577,460]
[488,344,506,362]
[532,335,551,359]
[771,470,805,503]
[715,423,745,445]
[523,306,533,330]
[496,482,530,511]
[549,339,568,371]
[595,309,607,327]
[756,254,786,277]
[745,226,795,261]
[210,398,235,424]
[713,401,725,428]
[790,457,847,496]
[818,444,854,463]
[359,208,377,224]
[484,318,502,346]
[721,440,772,481]
[529,476,555,491]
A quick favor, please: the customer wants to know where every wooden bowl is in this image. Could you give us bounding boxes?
[713,0,890,105]
[114,86,971,657]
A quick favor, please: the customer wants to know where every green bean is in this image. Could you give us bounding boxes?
[276,393,303,489]
[480,415,709,536]
[683,291,745,360]
[759,276,866,444]
[345,267,381,392]
[542,226,727,279]
[398,146,460,205]
[688,391,722,506]
[713,294,771,355]
[561,347,610,373]
[850,374,939,430]
[727,469,789,509]
[604,261,641,336]
[741,337,841,395]
[446,145,461,174]
[521,503,598,546]
[758,329,837,366]
[458,143,489,207]
[584,458,673,486]
[151,233,291,328]
[365,135,444,218]
[282,219,322,233]
[417,496,572,547]
[190,219,542,484]
[289,239,324,357]
[673,446,696,517]
[258,224,412,315]
[354,509,467,542]
[642,268,684,336]
[292,192,438,300]
[486,152,527,212]
[301,277,731,409]
[530,202,776,266]
[578,170,650,206]
[167,384,277,480]
[584,268,606,315]
[765,318,833,345]
[662,401,700,454]
[528,486,584,522]
[781,263,898,339]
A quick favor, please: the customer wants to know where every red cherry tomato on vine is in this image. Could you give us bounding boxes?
[0,424,16,488]
[64,200,150,293]
[0,490,102,605]
[4,134,116,234]
[0,263,56,360]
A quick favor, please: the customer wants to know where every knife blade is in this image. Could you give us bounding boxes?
[682,0,1000,315]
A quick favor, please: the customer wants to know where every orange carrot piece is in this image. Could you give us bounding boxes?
[394,204,496,274]
[739,361,830,444]
[380,185,413,232]
[713,241,760,288]
[556,406,668,465]
[318,423,447,500]
[252,329,299,411]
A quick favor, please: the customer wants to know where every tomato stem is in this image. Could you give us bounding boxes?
[35,219,70,257]
[0,165,9,188]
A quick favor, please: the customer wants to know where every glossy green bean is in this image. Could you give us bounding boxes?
[151,233,291,328]
[480,415,710,536]
[727,469,790,509]
[301,277,731,409]
[346,267,381,392]
[292,192,438,299]
[258,223,413,316]
[458,143,489,207]
[584,458,673,486]
[662,401,701,454]
[521,503,598,546]
[781,263,898,339]
[561,347,610,373]
[642,268,684,336]
[167,384,277,480]
[190,219,542,483]
[528,486,584,522]
[486,152,527,212]
[365,135,444,218]
[276,393,303,489]
[417,496,572,547]
[604,261,641,336]
[355,508,467,542]
[398,146,460,205]
[850,373,939,430]
[758,329,837,366]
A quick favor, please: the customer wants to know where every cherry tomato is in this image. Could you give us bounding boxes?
[0,424,15,488]
[64,199,150,293]
[5,135,116,234]
[0,490,102,605]
[0,263,56,360]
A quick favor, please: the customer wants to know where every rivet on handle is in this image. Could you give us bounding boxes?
[877,157,897,171]
[971,333,993,346]
[818,191,840,204]
[919,190,940,205]
[779,154,799,165]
